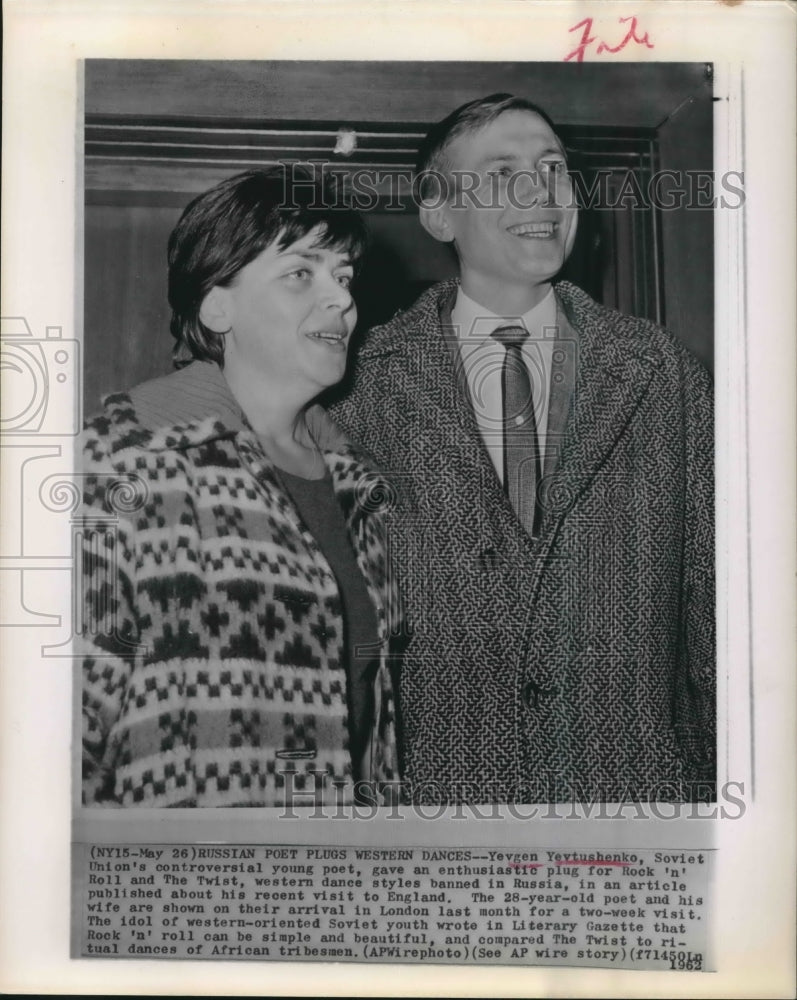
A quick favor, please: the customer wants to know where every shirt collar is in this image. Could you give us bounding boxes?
[450,285,557,346]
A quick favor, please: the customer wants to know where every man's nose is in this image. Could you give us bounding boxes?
[509,169,546,208]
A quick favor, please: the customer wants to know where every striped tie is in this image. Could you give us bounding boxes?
[490,325,541,537]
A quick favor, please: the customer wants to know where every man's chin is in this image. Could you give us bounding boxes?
[513,260,566,287]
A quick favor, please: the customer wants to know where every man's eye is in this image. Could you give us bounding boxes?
[540,159,566,175]
[487,166,512,178]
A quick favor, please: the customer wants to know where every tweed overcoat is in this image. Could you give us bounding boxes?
[330,279,715,803]
[80,362,402,808]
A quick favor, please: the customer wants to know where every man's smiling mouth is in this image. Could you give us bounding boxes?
[507,221,558,238]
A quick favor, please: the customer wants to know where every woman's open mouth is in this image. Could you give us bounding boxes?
[308,328,348,348]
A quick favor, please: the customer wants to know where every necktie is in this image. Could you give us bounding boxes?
[490,325,541,537]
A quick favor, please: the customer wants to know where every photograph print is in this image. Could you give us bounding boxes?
[79,59,716,809]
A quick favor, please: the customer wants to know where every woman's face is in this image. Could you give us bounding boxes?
[212,226,358,396]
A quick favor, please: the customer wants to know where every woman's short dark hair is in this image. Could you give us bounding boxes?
[168,166,368,367]
[415,93,562,202]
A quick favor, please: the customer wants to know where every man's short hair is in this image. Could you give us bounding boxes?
[415,93,562,201]
[168,166,367,367]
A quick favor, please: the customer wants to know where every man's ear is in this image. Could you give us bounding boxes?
[419,201,455,245]
[198,286,232,333]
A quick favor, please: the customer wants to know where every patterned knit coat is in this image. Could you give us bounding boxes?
[329,279,716,803]
[80,363,402,807]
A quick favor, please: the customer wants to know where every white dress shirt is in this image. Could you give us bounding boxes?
[451,286,557,484]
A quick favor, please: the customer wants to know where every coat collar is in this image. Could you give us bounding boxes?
[104,360,353,457]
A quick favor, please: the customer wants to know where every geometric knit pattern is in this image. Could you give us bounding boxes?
[80,364,402,808]
[329,279,716,804]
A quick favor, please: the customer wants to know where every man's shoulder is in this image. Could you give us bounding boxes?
[355,279,458,358]
[555,281,712,386]
[556,280,665,344]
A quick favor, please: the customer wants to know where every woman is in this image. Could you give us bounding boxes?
[81,168,402,808]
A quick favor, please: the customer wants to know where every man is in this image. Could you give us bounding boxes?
[331,94,715,803]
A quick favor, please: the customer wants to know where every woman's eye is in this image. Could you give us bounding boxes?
[488,166,512,178]
[287,267,312,281]
[336,273,353,289]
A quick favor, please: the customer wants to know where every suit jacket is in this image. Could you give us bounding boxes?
[329,279,715,803]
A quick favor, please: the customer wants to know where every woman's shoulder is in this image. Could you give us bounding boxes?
[83,362,246,455]
[83,388,142,458]
[126,362,242,431]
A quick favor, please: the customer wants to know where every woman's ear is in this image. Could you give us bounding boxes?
[199,286,232,333]
[419,201,455,244]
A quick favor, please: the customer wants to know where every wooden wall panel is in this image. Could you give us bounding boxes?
[84,204,180,415]
[85,60,709,130]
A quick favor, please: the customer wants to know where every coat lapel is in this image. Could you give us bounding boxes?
[385,286,529,558]
[371,282,498,476]
[541,298,579,481]
[538,284,661,536]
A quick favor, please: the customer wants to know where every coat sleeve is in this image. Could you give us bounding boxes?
[682,358,717,790]
[79,421,142,804]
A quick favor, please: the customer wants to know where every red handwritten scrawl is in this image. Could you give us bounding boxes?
[564,16,654,63]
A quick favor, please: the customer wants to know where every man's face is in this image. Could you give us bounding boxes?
[428,110,578,310]
[215,226,357,395]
